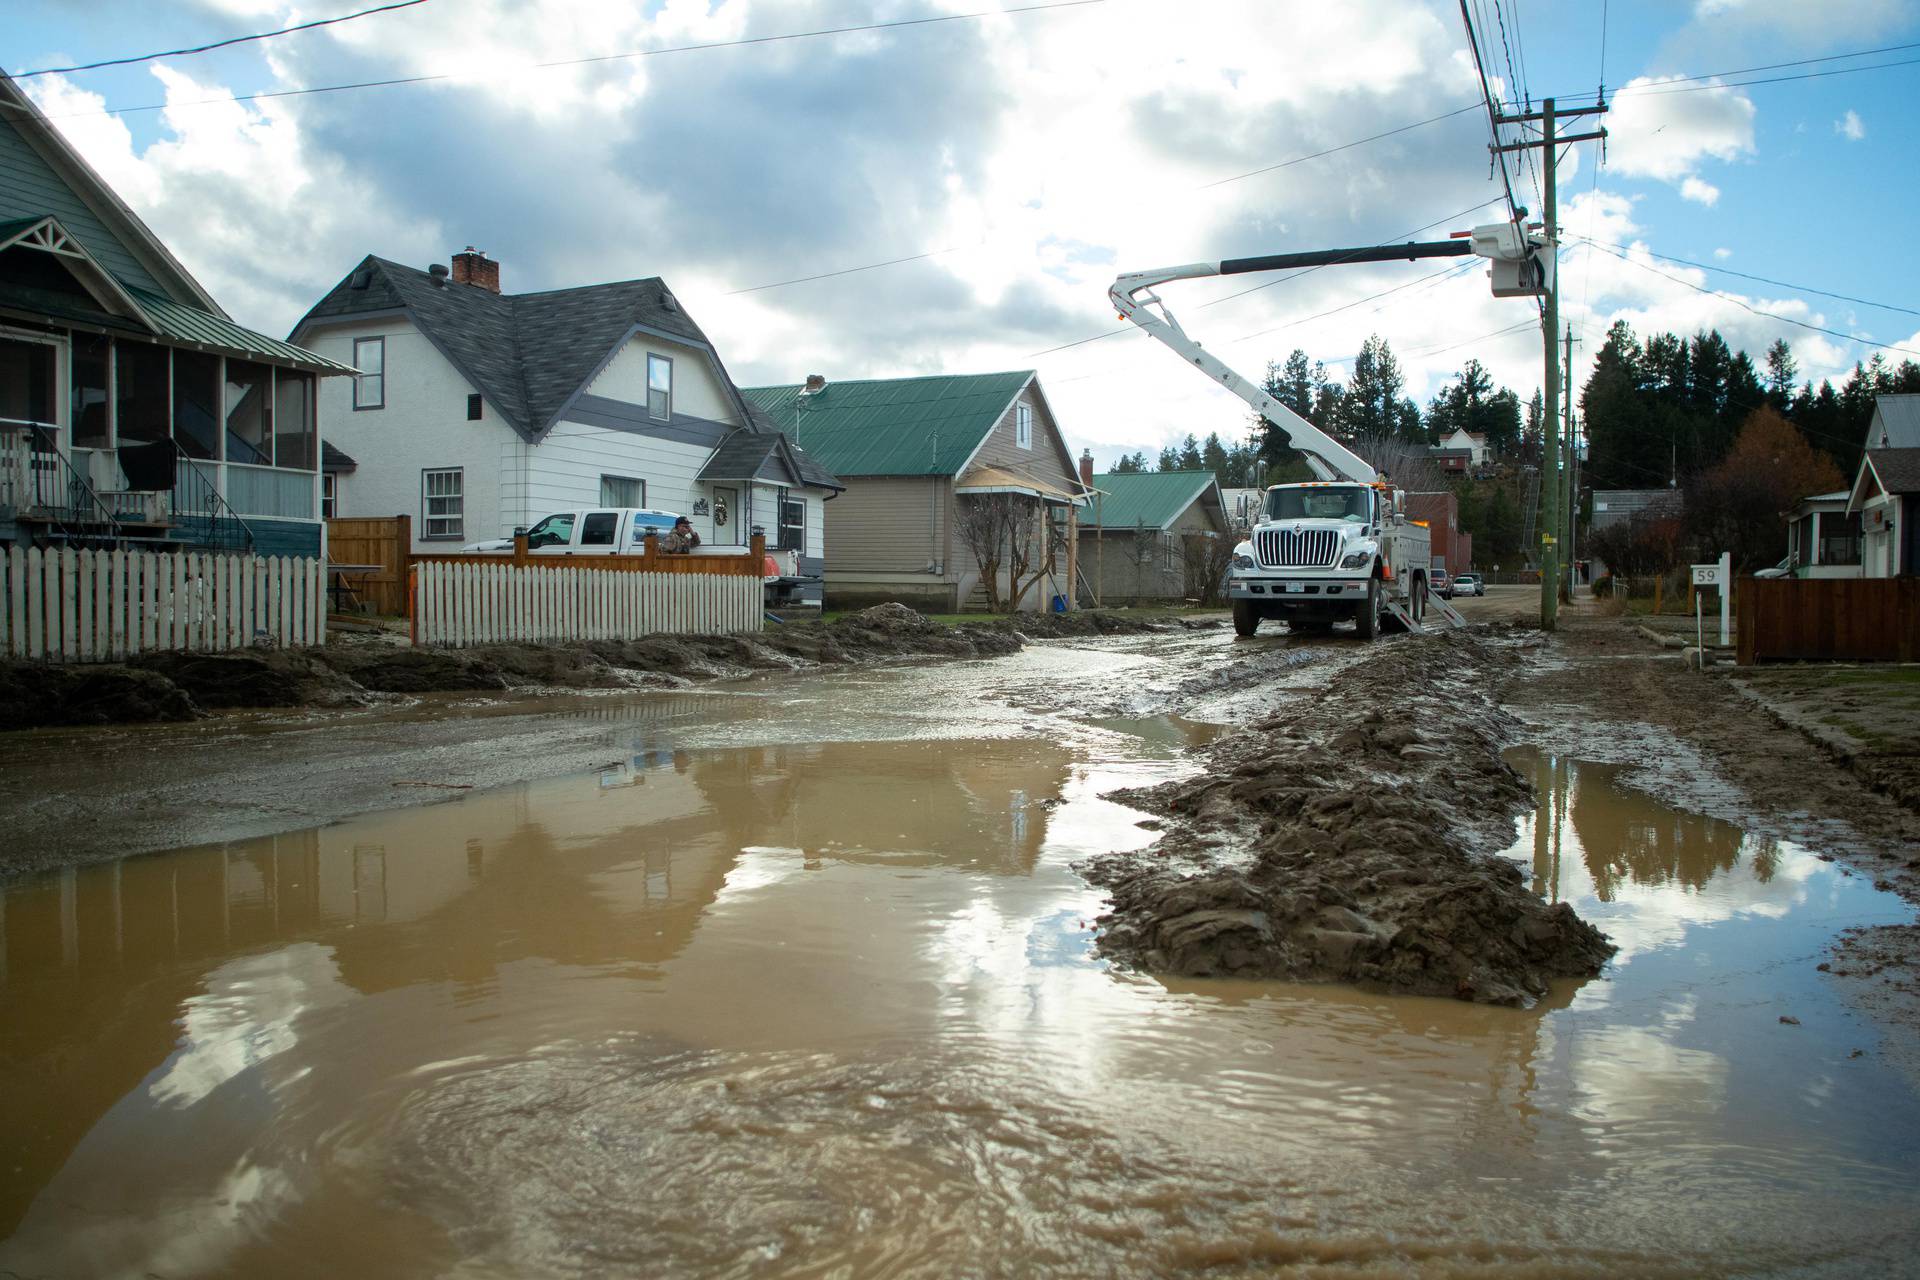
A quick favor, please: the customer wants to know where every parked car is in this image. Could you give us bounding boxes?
[1753,557,1795,580]
[1452,572,1484,597]
[458,508,682,555]
[1431,567,1453,599]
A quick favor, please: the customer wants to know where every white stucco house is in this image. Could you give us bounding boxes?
[289,249,841,562]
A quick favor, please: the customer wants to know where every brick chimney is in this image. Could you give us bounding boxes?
[1079,448,1095,490]
[450,246,500,293]
[803,373,827,394]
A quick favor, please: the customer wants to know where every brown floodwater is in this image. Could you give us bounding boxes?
[2,649,1918,1278]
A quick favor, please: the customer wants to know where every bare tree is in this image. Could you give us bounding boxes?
[1119,520,1160,603]
[1351,432,1447,495]
[1180,531,1235,605]
[955,494,1056,612]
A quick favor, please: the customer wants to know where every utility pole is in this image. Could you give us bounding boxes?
[1562,323,1579,603]
[1492,95,1607,629]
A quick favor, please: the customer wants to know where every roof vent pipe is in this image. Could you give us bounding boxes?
[428,263,450,286]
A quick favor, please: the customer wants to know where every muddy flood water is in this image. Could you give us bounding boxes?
[3,637,1919,1277]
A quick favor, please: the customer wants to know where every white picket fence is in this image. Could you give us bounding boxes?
[412,560,763,648]
[0,547,325,663]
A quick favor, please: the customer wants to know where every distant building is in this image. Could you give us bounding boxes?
[1434,427,1491,467]
[1588,488,1681,532]
[1220,486,1264,530]
[1078,469,1227,602]
[1848,449,1918,577]
[1867,393,1920,449]
[1781,491,1863,579]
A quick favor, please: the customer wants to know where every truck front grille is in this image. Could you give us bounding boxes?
[1256,528,1340,568]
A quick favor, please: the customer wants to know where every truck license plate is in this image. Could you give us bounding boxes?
[1281,583,1306,593]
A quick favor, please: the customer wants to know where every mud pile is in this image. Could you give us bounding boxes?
[0,604,1062,731]
[1083,631,1615,1005]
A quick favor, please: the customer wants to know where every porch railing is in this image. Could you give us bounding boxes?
[0,421,131,542]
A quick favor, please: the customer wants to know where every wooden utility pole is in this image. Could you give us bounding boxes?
[1562,323,1580,603]
[1492,95,1607,629]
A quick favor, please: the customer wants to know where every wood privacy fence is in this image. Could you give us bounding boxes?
[1737,576,1919,664]
[411,543,766,648]
[1,547,326,662]
[325,515,409,615]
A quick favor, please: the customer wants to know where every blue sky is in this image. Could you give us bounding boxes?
[7,0,1916,465]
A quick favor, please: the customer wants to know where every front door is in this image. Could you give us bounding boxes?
[712,486,740,545]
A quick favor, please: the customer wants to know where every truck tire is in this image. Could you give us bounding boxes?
[1412,575,1428,625]
[1232,599,1260,637]
[1355,577,1382,640]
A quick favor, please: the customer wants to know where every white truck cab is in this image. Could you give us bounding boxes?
[458,508,682,555]
[1226,481,1431,638]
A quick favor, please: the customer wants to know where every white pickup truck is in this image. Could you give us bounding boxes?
[459,508,682,555]
[1226,482,1431,638]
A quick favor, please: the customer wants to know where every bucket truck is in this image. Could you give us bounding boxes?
[1108,222,1548,638]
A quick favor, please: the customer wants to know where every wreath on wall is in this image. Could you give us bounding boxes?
[713,499,729,527]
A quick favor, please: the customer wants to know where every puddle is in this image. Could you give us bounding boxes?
[2,676,1918,1277]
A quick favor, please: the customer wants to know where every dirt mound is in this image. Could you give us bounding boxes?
[323,648,512,694]
[1082,632,1615,1005]
[0,663,200,731]
[132,649,366,708]
[1001,609,1177,639]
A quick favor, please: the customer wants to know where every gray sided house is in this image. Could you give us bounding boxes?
[0,71,353,557]
[743,372,1088,612]
[290,251,840,558]
[1079,469,1228,603]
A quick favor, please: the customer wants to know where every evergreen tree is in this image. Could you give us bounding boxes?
[1764,339,1797,408]
[1156,443,1182,472]
[1176,433,1204,470]
[1344,335,1406,439]
[1110,452,1147,475]
[1200,432,1232,484]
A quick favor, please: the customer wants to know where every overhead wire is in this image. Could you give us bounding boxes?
[1583,240,1920,362]
[10,0,431,78]
[39,0,1112,118]
[1577,239,1920,320]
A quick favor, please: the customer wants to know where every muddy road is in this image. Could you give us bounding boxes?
[3,613,1919,1277]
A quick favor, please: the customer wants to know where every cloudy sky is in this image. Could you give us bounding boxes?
[9,0,1918,465]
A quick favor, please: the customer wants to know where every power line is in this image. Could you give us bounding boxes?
[1024,196,1505,358]
[1619,56,1920,97]
[1220,258,1481,349]
[733,113,1493,297]
[1459,0,1522,223]
[1403,317,1537,360]
[41,0,1112,118]
[1584,240,1920,361]
[1575,238,1920,320]
[1610,39,1920,94]
[10,0,431,78]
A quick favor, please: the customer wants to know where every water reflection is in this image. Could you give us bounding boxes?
[0,727,1916,1276]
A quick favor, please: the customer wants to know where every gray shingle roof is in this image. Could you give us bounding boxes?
[1867,448,1920,494]
[697,429,843,491]
[295,256,725,440]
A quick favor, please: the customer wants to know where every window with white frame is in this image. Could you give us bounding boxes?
[600,474,645,507]
[422,467,463,539]
[779,494,805,552]
[322,472,338,519]
[1015,401,1033,449]
[647,354,672,421]
[353,337,385,409]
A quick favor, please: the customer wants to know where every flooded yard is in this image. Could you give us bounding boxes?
[2,635,1918,1277]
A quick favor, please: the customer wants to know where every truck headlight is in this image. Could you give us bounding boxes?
[1340,550,1373,569]
[1232,553,1255,570]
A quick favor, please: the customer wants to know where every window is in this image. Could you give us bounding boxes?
[1015,402,1033,449]
[322,472,338,519]
[115,341,170,446]
[224,359,272,465]
[779,495,805,553]
[525,511,575,548]
[353,337,384,409]
[1820,513,1862,566]
[422,468,463,539]
[600,474,645,507]
[172,350,220,460]
[647,354,672,421]
[581,512,618,546]
[71,334,110,448]
[0,335,56,427]
[273,370,316,470]
[467,393,483,421]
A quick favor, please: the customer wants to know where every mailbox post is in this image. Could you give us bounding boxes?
[1690,551,1732,649]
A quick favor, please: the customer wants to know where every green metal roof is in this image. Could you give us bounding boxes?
[743,371,1032,476]
[129,286,356,375]
[1084,470,1223,531]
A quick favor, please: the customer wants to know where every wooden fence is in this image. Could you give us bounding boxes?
[325,514,409,615]
[1736,576,1919,664]
[410,541,765,647]
[1,547,326,663]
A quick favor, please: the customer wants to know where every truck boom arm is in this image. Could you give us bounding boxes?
[1109,227,1539,485]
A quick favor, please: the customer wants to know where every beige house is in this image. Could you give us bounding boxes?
[743,371,1087,611]
[1078,467,1229,603]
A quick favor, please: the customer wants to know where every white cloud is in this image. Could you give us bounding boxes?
[1679,176,1720,206]
[1608,77,1756,188]
[1687,0,1912,43]
[1836,110,1866,141]
[1713,247,1732,259]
